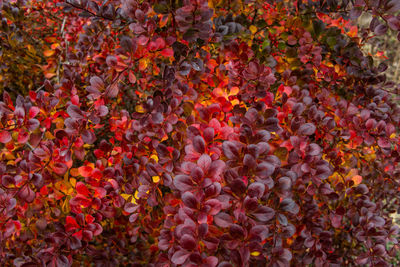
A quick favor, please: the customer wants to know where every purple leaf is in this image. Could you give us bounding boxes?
[203,127,215,143]
[90,76,104,91]
[190,166,204,183]
[67,105,85,120]
[249,225,269,241]
[278,177,292,192]
[18,185,35,203]
[171,250,191,265]
[204,199,222,215]
[106,83,119,98]
[248,182,265,198]
[253,206,275,222]
[243,196,258,211]
[208,160,225,179]
[27,119,40,131]
[193,135,206,153]
[182,191,198,209]
[124,202,139,213]
[306,143,321,156]
[196,154,212,174]
[243,154,256,169]
[374,23,388,36]
[222,141,239,159]
[214,212,233,227]
[69,236,82,250]
[280,198,299,215]
[298,123,316,136]
[56,255,69,267]
[82,129,96,144]
[256,162,275,178]
[174,175,194,191]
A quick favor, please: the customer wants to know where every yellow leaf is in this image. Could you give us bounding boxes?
[249,25,257,35]
[251,251,260,256]
[231,99,239,106]
[228,87,239,96]
[150,154,159,162]
[152,176,160,183]
[121,193,137,204]
[61,196,71,213]
[139,58,148,71]
[135,105,145,113]
[45,131,55,139]
[69,177,76,187]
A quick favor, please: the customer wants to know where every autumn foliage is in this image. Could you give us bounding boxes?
[1,0,400,266]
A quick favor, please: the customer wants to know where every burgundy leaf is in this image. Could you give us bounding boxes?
[229,224,245,239]
[182,191,198,209]
[18,185,35,203]
[181,234,197,250]
[171,250,191,265]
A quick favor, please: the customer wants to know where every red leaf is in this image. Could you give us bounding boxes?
[78,166,93,177]
[53,162,68,175]
[0,131,11,143]
[161,48,174,57]
[29,106,40,118]
[17,130,29,144]
[94,187,107,198]
[76,182,90,197]
[66,216,80,231]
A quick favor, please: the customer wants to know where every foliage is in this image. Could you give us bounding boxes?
[0,0,67,97]
[0,0,399,266]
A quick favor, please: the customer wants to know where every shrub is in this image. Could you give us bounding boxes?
[0,0,399,266]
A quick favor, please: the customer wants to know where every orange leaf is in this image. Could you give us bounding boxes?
[352,175,362,186]
[78,166,93,177]
[44,50,55,57]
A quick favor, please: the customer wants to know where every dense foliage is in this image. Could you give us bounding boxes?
[1,0,400,266]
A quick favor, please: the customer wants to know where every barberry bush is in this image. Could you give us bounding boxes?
[1,0,400,266]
